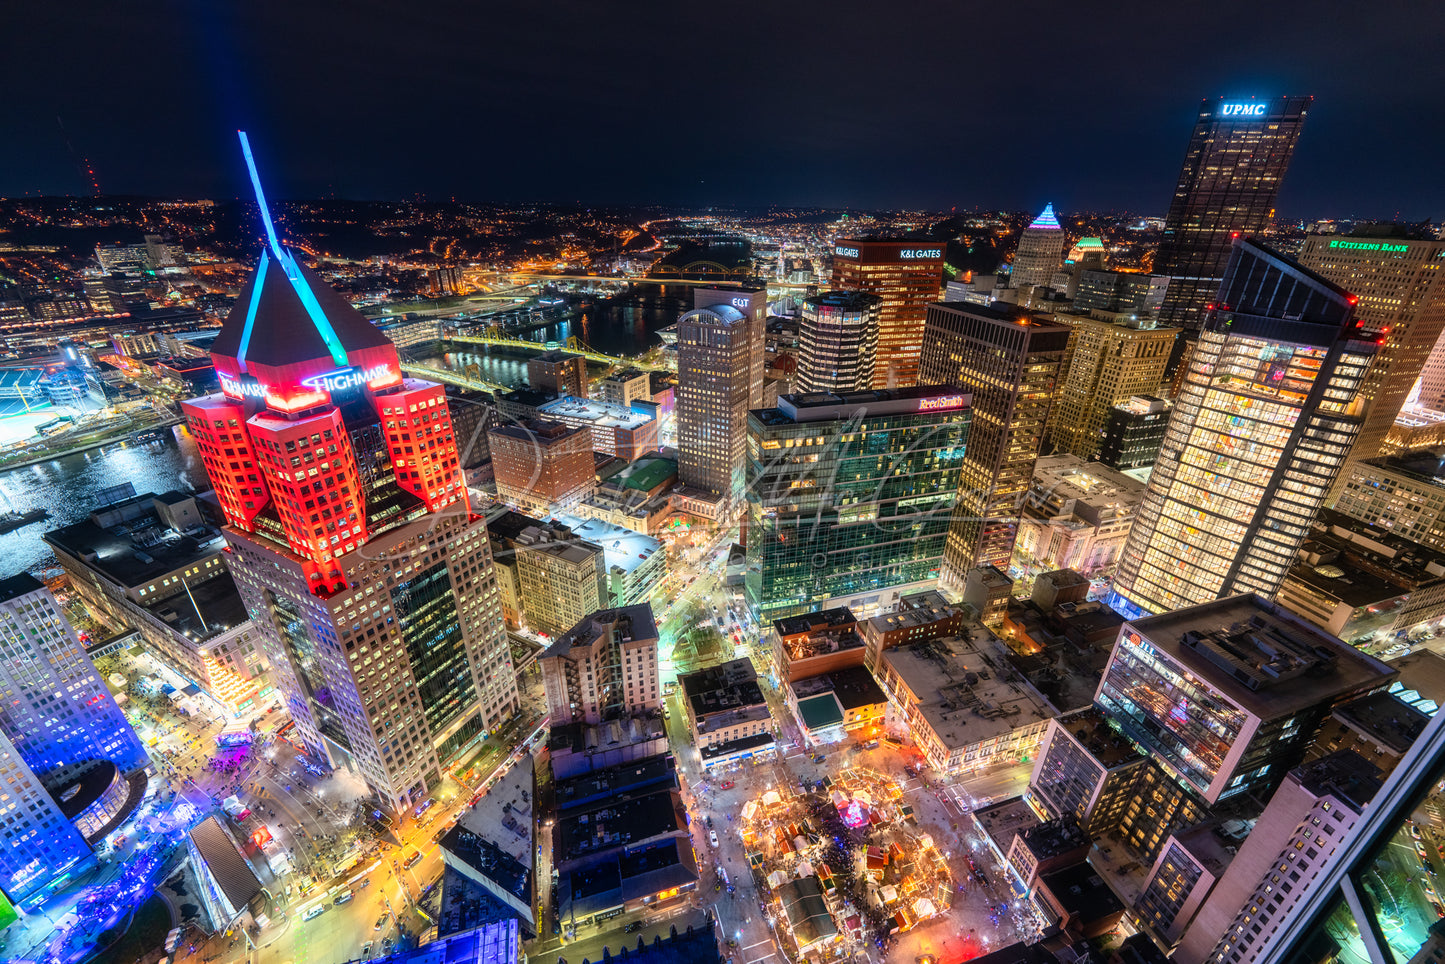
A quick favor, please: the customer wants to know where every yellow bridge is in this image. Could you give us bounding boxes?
[401,334,659,395]
[444,332,652,369]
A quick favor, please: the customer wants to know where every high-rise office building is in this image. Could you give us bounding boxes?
[1095,594,1392,806]
[796,291,882,394]
[1048,316,1178,460]
[676,303,752,515]
[745,387,972,623]
[488,419,596,516]
[1297,230,1445,485]
[917,302,1070,585]
[538,604,660,725]
[1154,96,1312,334]
[0,574,150,905]
[1098,395,1172,471]
[0,574,148,782]
[1110,240,1377,618]
[1173,751,1380,964]
[527,349,588,399]
[693,286,766,409]
[596,368,652,410]
[831,239,946,389]
[182,136,517,813]
[1332,452,1445,552]
[514,525,607,639]
[1012,204,1069,294]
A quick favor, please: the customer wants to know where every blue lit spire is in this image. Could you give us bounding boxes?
[237,131,349,367]
[1029,203,1062,230]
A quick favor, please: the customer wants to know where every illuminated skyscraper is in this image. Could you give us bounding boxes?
[1011,203,1068,294]
[1297,230,1445,485]
[693,285,766,409]
[1155,97,1312,334]
[0,574,148,905]
[746,387,972,622]
[1110,240,1377,618]
[182,135,516,813]
[917,302,1070,585]
[1047,316,1178,460]
[676,303,752,517]
[796,291,881,394]
[831,239,946,389]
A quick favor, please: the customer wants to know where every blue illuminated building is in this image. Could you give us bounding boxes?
[0,574,149,906]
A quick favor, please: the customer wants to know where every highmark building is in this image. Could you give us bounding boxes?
[745,387,972,623]
[180,136,517,815]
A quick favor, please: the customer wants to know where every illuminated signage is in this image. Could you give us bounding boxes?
[300,364,393,394]
[730,297,752,308]
[219,373,267,399]
[1328,239,1410,254]
[916,394,966,413]
[900,248,942,260]
[835,246,860,259]
[1219,103,1266,117]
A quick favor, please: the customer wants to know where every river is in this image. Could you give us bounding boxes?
[0,429,204,577]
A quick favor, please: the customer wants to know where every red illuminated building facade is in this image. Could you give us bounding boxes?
[180,137,516,813]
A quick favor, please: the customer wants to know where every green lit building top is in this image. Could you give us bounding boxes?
[745,386,971,623]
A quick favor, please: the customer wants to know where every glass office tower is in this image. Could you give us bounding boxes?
[745,387,971,622]
[1110,239,1377,618]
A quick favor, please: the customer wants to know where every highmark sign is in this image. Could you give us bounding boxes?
[1219,103,1267,117]
[219,373,267,399]
[1329,239,1411,254]
[301,364,394,393]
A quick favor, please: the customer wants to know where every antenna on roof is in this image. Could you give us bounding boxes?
[236,130,350,366]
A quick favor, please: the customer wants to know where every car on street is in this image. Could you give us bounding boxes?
[361,941,374,958]
[376,912,390,929]
[709,829,719,847]
[625,921,643,933]
[719,780,735,790]
[303,905,326,921]
[334,890,353,905]
[404,850,423,868]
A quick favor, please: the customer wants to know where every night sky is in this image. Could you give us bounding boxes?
[4,0,1442,219]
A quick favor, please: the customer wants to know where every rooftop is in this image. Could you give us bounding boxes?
[1126,595,1395,719]
[359,918,520,964]
[435,867,531,942]
[555,788,687,862]
[488,418,588,447]
[0,573,44,604]
[1051,707,1145,770]
[865,591,965,637]
[1038,861,1124,923]
[541,604,659,662]
[555,515,664,578]
[612,456,677,493]
[774,607,857,638]
[554,754,678,812]
[972,797,1040,856]
[879,636,1056,752]
[1019,817,1089,861]
[443,756,534,907]
[44,492,227,589]
[679,658,768,721]
[760,385,971,425]
[540,395,655,431]
[1291,750,1382,811]
[189,815,263,913]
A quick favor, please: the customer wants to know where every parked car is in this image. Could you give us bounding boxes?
[709,829,719,847]
[303,905,326,922]
[719,780,735,791]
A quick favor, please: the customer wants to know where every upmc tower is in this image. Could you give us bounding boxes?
[1155,96,1312,333]
[182,135,517,814]
[831,240,946,389]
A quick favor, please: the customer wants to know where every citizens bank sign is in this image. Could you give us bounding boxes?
[1219,103,1266,117]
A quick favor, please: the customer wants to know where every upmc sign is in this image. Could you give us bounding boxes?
[1219,103,1266,117]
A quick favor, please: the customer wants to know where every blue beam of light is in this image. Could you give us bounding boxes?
[236,249,269,373]
[237,130,349,367]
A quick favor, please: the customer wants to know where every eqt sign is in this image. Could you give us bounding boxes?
[1219,103,1266,117]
